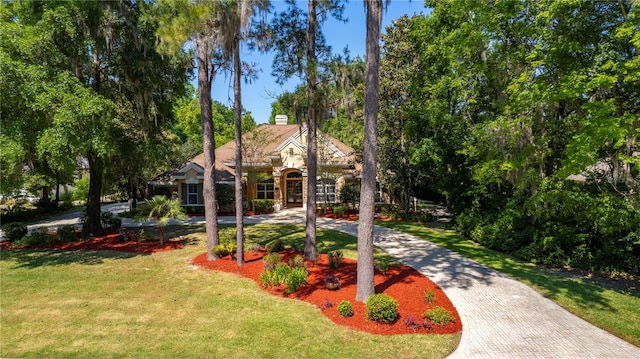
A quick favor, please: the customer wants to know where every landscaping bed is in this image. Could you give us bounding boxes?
[193,249,462,336]
[0,231,184,254]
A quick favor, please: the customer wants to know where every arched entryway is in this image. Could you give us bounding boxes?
[285,171,303,207]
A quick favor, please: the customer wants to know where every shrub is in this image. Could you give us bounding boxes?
[424,289,436,303]
[273,263,291,283]
[217,228,237,257]
[265,239,284,252]
[246,242,262,252]
[332,205,347,217]
[216,184,235,213]
[375,261,390,274]
[337,300,354,317]
[15,228,53,246]
[250,199,274,213]
[259,270,278,287]
[289,254,306,269]
[57,225,77,243]
[212,244,230,258]
[340,183,360,208]
[1,222,27,241]
[328,250,343,269]
[285,266,308,293]
[263,252,282,272]
[101,211,122,231]
[424,306,456,327]
[366,293,399,324]
[260,263,292,287]
[137,229,154,242]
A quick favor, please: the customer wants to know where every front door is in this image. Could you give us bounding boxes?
[286,180,303,206]
[285,171,303,207]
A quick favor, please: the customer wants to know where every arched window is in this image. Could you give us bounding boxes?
[286,172,302,178]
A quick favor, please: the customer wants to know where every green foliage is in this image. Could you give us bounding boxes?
[211,229,238,258]
[212,244,230,258]
[56,225,77,243]
[265,239,284,253]
[71,178,90,201]
[424,289,436,304]
[216,184,235,213]
[263,253,283,272]
[260,263,291,288]
[1,222,27,241]
[288,254,306,269]
[456,182,640,273]
[101,212,122,231]
[327,250,343,269]
[337,300,354,317]
[138,195,186,243]
[246,242,262,253]
[259,253,308,294]
[424,307,455,327]
[339,183,360,208]
[365,294,399,324]
[285,266,308,294]
[15,228,53,246]
[249,199,273,213]
[332,205,347,217]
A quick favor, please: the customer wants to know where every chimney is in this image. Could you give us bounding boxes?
[275,115,288,125]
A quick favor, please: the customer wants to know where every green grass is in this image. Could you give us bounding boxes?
[1,224,458,359]
[244,223,402,268]
[377,220,640,347]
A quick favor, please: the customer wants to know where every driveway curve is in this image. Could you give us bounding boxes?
[243,208,640,358]
[24,205,640,358]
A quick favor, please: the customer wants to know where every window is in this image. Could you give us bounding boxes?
[256,179,274,200]
[187,183,198,205]
[317,180,336,203]
[375,182,383,203]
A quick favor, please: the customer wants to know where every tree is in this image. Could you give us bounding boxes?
[269,0,346,260]
[139,195,187,246]
[227,0,269,266]
[356,0,384,303]
[156,0,230,260]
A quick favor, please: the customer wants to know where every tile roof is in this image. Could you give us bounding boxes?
[153,124,356,184]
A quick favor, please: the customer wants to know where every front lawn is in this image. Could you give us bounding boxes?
[0,224,458,359]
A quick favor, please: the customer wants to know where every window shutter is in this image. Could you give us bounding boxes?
[181,183,187,204]
[198,183,204,204]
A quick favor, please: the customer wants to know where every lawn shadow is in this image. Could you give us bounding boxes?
[1,248,142,269]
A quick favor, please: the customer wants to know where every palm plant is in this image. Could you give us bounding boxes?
[139,195,187,246]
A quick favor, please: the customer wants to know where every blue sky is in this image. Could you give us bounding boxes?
[209,0,428,124]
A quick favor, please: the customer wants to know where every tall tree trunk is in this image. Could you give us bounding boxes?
[356,0,382,303]
[233,33,245,266]
[83,49,105,238]
[304,0,319,260]
[82,151,104,237]
[197,35,220,260]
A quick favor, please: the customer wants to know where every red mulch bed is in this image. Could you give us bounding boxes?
[193,249,462,336]
[0,232,184,254]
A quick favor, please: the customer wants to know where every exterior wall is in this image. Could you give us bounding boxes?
[177,168,204,206]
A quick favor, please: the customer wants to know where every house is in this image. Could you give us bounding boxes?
[150,116,361,211]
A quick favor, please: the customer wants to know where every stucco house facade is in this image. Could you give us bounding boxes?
[151,117,360,211]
